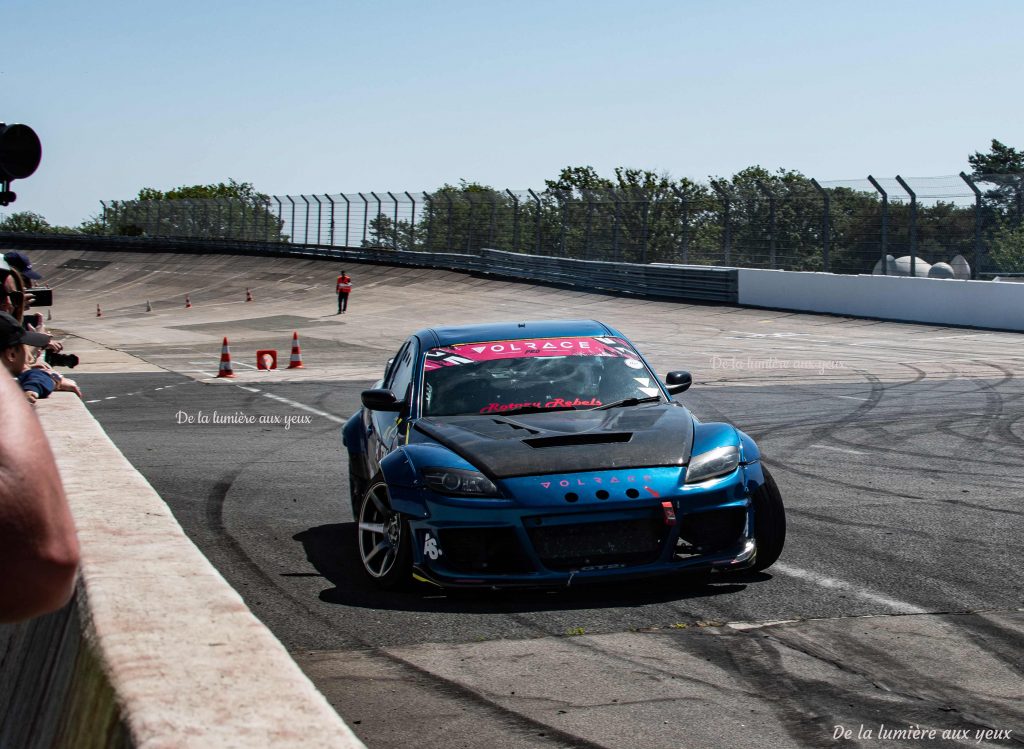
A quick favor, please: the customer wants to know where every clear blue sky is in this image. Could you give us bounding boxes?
[3,0,1021,226]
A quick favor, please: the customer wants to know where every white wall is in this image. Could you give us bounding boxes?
[738,269,1024,331]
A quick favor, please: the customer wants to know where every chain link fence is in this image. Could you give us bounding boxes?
[96,173,1024,278]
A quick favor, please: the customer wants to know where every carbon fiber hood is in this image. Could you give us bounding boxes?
[414,403,694,479]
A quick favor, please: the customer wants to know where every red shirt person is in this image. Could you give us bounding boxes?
[336,272,352,314]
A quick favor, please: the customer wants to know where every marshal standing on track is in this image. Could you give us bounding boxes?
[336,271,352,314]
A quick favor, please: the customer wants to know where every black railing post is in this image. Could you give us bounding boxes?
[528,189,542,254]
[405,191,417,249]
[312,194,323,246]
[299,196,310,243]
[370,192,382,247]
[423,192,434,251]
[341,194,351,247]
[810,178,831,272]
[357,193,369,246]
[273,197,283,242]
[867,176,888,274]
[895,175,917,277]
[286,196,296,244]
[960,172,982,279]
[506,189,520,252]
[326,194,335,246]
[465,191,476,252]
[387,191,400,250]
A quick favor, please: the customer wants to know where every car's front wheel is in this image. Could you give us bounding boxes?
[751,466,786,571]
[356,477,412,589]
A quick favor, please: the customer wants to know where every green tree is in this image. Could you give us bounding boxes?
[968,139,1024,221]
[987,223,1024,274]
[105,179,286,241]
[0,211,52,233]
[413,182,518,254]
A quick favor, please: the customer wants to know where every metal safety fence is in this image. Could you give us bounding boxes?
[94,172,1024,279]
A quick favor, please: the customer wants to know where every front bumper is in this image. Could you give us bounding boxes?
[399,464,761,588]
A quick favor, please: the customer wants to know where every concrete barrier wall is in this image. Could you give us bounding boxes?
[0,394,365,748]
[738,268,1024,331]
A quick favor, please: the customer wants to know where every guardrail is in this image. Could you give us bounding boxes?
[0,232,740,303]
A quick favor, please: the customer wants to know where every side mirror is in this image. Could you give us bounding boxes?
[361,388,404,412]
[664,370,692,395]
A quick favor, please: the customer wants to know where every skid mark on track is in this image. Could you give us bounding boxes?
[772,564,927,615]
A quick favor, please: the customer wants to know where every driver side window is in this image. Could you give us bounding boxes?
[385,339,417,404]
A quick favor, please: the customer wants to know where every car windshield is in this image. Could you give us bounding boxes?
[421,336,664,417]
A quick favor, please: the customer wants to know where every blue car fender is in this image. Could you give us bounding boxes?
[378,444,483,518]
[737,429,766,495]
[341,412,366,455]
[690,422,765,496]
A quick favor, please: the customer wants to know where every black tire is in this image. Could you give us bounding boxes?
[751,465,786,571]
[356,476,412,589]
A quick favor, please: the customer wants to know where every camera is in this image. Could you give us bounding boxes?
[44,350,79,369]
[29,287,52,306]
[9,287,52,307]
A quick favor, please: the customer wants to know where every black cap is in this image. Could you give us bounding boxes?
[0,311,50,348]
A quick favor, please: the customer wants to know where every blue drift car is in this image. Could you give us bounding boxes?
[343,320,785,589]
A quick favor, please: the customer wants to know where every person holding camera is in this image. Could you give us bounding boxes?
[4,252,77,368]
[1,255,27,321]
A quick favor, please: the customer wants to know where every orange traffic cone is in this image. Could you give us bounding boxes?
[245,288,254,302]
[185,294,192,309]
[96,304,102,317]
[287,331,304,369]
[217,337,236,378]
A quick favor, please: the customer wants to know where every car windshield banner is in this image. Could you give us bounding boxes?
[424,336,640,370]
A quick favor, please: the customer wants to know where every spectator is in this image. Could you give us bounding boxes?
[1,262,26,321]
[336,271,352,314]
[3,251,42,285]
[1,311,56,402]
[0,370,80,622]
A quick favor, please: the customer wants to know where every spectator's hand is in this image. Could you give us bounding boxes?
[22,291,36,308]
[56,377,82,398]
[23,391,37,405]
[46,340,63,353]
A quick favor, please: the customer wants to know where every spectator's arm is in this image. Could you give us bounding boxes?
[0,373,80,622]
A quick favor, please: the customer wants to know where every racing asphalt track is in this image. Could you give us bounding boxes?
[28,249,1024,748]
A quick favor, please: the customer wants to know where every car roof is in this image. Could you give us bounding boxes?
[414,319,624,348]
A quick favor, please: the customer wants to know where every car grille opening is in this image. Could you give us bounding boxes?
[676,508,746,557]
[526,518,665,571]
[437,528,533,574]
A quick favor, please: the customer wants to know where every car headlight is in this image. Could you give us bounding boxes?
[685,445,740,484]
[422,467,499,497]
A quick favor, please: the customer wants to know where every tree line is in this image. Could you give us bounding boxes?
[2,140,1022,274]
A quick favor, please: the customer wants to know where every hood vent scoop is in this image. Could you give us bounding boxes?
[523,433,632,449]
